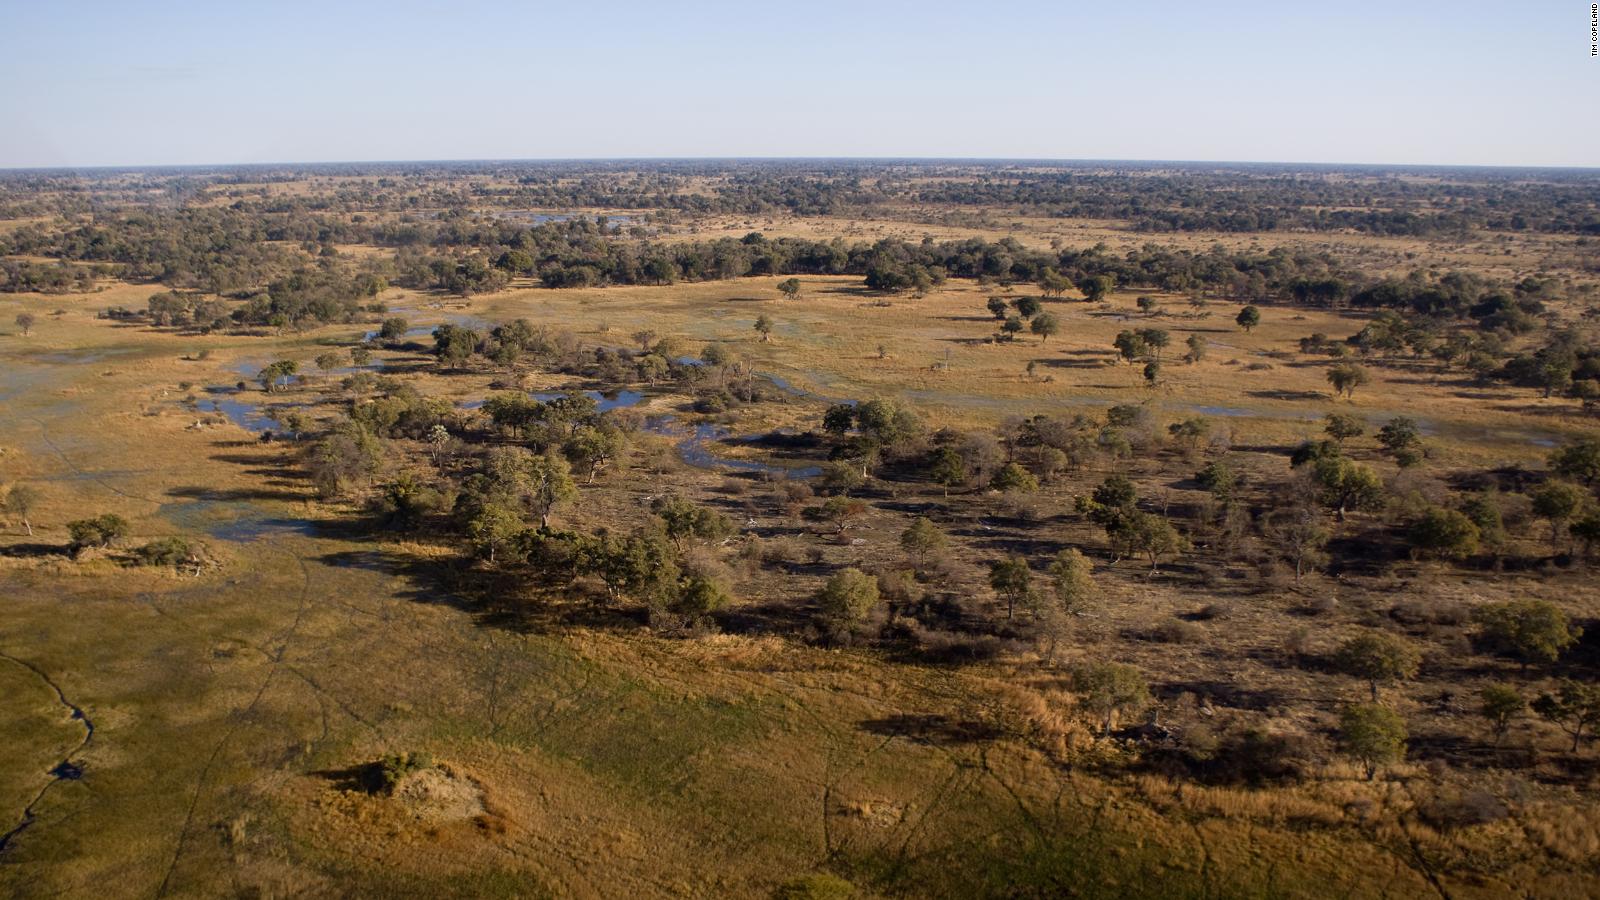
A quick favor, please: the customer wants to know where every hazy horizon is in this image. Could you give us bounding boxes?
[2,1,1595,168]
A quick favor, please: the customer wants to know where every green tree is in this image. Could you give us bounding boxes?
[1182,334,1207,364]
[1235,305,1261,332]
[1406,506,1480,560]
[1532,681,1600,753]
[1326,363,1369,400]
[1324,413,1365,444]
[776,277,801,300]
[1,483,38,536]
[1047,548,1095,616]
[652,494,734,549]
[66,513,130,556]
[986,296,1010,320]
[1473,599,1581,669]
[1309,455,1385,521]
[378,316,409,342]
[1531,481,1586,545]
[988,555,1035,620]
[900,517,948,570]
[315,351,343,375]
[1030,311,1060,343]
[467,501,523,563]
[1333,633,1422,701]
[1479,684,1525,747]
[1113,330,1148,365]
[1549,437,1600,485]
[1339,704,1407,780]
[258,359,298,393]
[15,312,36,335]
[1074,663,1149,735]
[990,462,1039,493]
[817,568,881,635]
[753,314,774,342]
[926,445,968,496]
[1078,274,1114,303]
[1377,417,1425,467]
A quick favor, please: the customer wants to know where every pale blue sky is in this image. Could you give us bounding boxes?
[1,0,1594,168]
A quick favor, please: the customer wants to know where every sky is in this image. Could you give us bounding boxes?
[1,0,1595,168]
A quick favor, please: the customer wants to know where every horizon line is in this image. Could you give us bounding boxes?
[3,155,1599,174]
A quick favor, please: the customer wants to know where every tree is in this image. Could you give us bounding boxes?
[307,422,384,497]
[652,494,734,548]
[1,483,38,536]
[900,517,948,570]
[1001,315,1024,340]
[1120,510,1186,572]
[1030,311,1060,343]
[1235,305,1261,332]
[467,501,523,563]
[817,568,881,636]
[1013,296,1041,318]
[926,445,967,496]
[565,424,625,483]
[1531,481,1585,544]
[1038,268,1071,299]
[1264,504,1330,583]
[1333,633,1421,701]
[1113,330,1148,365]
[1136,296,1159,316]
[1078,274,1114,303]
[1549,437,1600,485]
[15,312,35,335]
[1339,704,1406,780]
[1479,684,1525,747]
[259,360,298,393]
[1047,548,1095,616]
[315,351,343,375]
[776,277,801,300]
[66,513,129,556]
[1532,681,1600,752]
[378,316,409,342]
[1074,663,1149,735]
[1473,599,1581,668]
[1377,417,1425,467]
[1182,334,1206,364]
[1309,455,1385,521]
[990,462,1039,493]
[988,555,1034,620]
[1326,364,1369,400]
[821,403,856,436]
[1406,506,1480,560]
[753,314,774,342]
[1324,413,1365,444]
[350,346,373,367]
[986,296,1010,320]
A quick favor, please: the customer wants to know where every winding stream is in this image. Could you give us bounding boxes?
[0,653,95,855]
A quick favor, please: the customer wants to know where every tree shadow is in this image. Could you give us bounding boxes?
[858,713,1002,746]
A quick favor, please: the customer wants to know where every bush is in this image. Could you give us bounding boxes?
[133,536,196,568]
[67,513,130,556]
[373,751,434,793]
[1473,599,1581,668]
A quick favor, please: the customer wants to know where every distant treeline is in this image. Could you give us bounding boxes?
[4,161,1599,235]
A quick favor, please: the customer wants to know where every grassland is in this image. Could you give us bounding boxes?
[2,174,1600,898]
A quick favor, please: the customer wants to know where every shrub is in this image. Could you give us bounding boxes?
[67,513,130,556]
[133,536,195,568]
[374,751,434,793]
[1339,704,1407,780]
[1472,599,1581,668]
[1331,632,1422,701]
[817,568,880,636]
